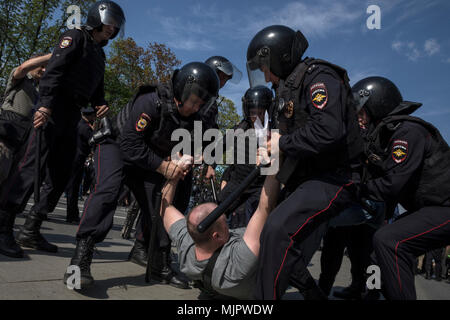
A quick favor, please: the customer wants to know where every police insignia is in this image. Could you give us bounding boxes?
[284,101,294,119]
[310,82,328,110]
[392,140,408,163]
[60,37,73,49]
[136,113,151,132]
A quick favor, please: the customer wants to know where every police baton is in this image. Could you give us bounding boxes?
[145,191,162,283]
[34,128,42,204]
[210,178,218,203]
[197,165,261,233]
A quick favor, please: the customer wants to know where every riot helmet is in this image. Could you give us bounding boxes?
[247,25,309,87]
[86,1,126,39]
[242,86,273,123]
[205,56,242,87]
[172,62,220,112]
[352,76,422,123]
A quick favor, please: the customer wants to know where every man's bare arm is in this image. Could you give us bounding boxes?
[160,155,194,232]
[14,53,52,79]
[242,173,280,256]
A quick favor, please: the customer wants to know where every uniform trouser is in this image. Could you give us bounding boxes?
[254,177,354,300]
[66,155,87,219]
[76,141,171,249]
[372,206,450,300]
[319,224,377,295]
[134,170,193,243]
[424,248,444,277]
[0,105,80,218]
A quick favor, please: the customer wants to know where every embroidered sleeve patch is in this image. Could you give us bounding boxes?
[392,140,408,163]
[136,113,151,132]
[310,82,328,110]
[60,37,73,49]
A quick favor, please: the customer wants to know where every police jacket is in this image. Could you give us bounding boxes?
[276,58,363,186]
[38,27,106,110]
[363,115,450,212]
[119,84,201,172]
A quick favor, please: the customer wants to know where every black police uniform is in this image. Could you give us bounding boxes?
[254,60,362,300]
[364,118,450,300]
[0,27,105,253]
[66,117,94,221]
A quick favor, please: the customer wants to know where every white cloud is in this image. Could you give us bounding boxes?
[391,41,421,61]
[424,38,440,56]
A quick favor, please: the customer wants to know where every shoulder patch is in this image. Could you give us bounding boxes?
[310,82,328,110]
[136,113,151,132]
[60,37,73,49]
[392,139,408,164]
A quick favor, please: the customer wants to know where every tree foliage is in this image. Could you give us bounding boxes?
[105,38,181,114]
[0,0,95,94]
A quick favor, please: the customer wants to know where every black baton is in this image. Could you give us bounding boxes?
[210,178,218,203]
[197,165,261,233]
[145,191,162,283]
[34,128,42,204]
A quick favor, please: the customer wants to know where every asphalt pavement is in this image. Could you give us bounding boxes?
[0,197,448,300]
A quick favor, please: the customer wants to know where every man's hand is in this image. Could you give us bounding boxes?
[205,165,216,179]
[33,107,52,129]
[157,160,188,181]
[95,105,109,119]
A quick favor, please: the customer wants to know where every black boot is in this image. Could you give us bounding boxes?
[16,211,58,253]
[64,237,95,289]
[424,271,431,280]
[128,239,148,267]
[0,210,23,258]
[151,248,190,289]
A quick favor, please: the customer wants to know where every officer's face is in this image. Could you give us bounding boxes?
[261,65,279,86]
[217,71,231,89]
[176,94,205,117]
[358,108,371,130]
[93,24,115,44]
[249,108,265,124]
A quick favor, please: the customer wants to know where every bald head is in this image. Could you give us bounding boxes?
[187,202,228,246]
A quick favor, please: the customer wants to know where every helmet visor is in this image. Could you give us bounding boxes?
[216,60,242,84]
[99,7,126,38]
[181,82,217,106]
[246,47,270,88]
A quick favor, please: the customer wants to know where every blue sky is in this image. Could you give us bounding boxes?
[109,0,450,141]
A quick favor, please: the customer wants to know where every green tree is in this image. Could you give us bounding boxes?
[217,96,240,133]
[105,38,181,114]
[0,0,95,94]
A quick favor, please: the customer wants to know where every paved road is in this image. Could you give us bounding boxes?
[0,198,448,300]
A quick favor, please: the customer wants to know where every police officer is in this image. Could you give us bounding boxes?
[128,56,243,262]
[217,85,272,227]
[63,62,220,290]
[352,76,450,300]
[0,1,126,259]
[246,25,363,299]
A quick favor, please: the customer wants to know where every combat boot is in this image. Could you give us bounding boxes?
[0,210,23,258]
[16,211,58,253]
[150,248,190,289]
[128,239,148,267]
[63,237,95,289]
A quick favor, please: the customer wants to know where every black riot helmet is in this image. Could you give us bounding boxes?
[86,1,126,39]
[247,25,309,87]
[352,76,422,123]
[172,62,220,111]
[205,56,242,86]
[242,86,273,121]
